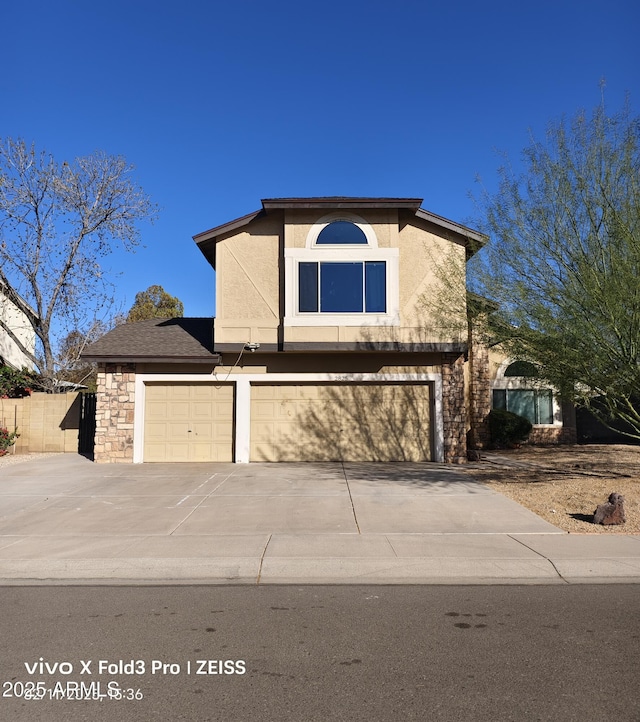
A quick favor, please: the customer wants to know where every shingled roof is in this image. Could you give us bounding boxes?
[81,318,220,364]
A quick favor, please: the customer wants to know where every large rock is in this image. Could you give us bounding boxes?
[593,492,626,525]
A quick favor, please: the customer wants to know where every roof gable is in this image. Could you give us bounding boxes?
[193,197,487,268]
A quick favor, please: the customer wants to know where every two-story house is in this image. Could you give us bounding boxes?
[83,197,488,464]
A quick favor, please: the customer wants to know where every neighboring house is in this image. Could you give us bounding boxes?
[84,196,573,465]
[488,353,576,444]
[0,289,36,371]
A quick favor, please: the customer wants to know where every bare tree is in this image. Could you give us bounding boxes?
[0,138,157,389]
[55,321,115,392]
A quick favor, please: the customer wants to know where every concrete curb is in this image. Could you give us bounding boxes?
[1,534,640,585]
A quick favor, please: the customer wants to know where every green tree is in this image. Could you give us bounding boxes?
[472,99,640,438]
[0,138,157,390]
[126,285,184,322]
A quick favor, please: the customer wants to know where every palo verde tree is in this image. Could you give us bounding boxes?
[0,139,157,390]
[471,98,640,438]
[126,284,184,322]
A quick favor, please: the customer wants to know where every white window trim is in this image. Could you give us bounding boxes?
[284,248,400,326]
[283,212,399,326]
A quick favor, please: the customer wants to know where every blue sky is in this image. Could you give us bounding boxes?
[3,0,638,319]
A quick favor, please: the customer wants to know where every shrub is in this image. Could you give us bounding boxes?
[0,366,39,398]
[488,408,532,448]
[0,427,19,456]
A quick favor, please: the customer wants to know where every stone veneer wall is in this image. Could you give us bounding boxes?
[467,338,491,451]
[529,399,578,445]
[529,427,576,444]
[94,363,136,463]
[441,353,467,464]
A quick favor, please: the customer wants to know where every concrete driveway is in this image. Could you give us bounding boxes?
[1,454,639,584]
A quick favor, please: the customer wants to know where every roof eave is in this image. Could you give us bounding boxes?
[261,197,423,211]
[193,209,264,246]
[414,208,488,251]
[82,355,222,364]
[192,199,488,265]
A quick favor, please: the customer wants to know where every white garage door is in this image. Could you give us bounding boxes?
[250,383,432,462]
[144,383,234,462]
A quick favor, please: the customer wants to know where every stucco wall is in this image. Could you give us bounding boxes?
[397,217,467,342]
[214,214,282,345]
[0,294,36,370]
[214,209,468,349]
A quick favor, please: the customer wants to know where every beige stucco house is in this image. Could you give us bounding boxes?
[83,197,503,464]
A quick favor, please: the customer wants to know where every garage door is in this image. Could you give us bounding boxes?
[144,383,234,462]
[250,383,432,462]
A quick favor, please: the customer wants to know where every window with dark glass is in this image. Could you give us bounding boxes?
[321,262,363,312]
[299,262,319,312]
[298,261,386,313]
[492,389,553,425]
[315,221,368,245]
[504,361,539,377]
[364,261,386,312]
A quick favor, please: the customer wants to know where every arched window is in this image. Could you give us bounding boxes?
[284,212,399,325]
[504,361,539,377]
[315,221,368,245]
[305,212,378,249]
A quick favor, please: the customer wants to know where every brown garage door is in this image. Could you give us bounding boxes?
[250,383,432,462]
[144,383,234,462]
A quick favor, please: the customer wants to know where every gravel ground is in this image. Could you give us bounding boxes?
[465,444,640,534]
[0,451,63,468]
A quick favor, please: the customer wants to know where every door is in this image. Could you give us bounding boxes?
[250,383,431,462]
[144,383,234,462]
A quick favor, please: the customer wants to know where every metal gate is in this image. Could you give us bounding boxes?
[78,392,97,456]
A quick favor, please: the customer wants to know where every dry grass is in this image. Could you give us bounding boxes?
[465,444,640,534]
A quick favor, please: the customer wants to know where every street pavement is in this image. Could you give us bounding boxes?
[3,585,639,721]
[0,454,639,585]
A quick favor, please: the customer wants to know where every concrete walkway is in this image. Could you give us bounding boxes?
[0,454,639,585]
